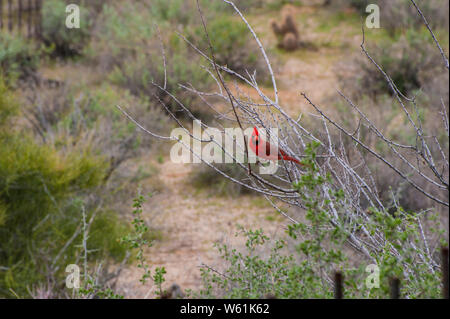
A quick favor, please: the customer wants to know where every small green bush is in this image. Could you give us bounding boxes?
[0,33,39,83]
[378,0,449,34]
[88,210,131,261]
[0,77,19,126]
[0,133,109,297]
[333,0,448,33]
[42,0,92,56]
[190,15,267,80]
[86,2,155,67]
[0,80,130,297]
[150,0,199,26]
[352,29,444,98]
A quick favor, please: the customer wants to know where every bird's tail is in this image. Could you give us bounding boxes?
[282,155,305,166]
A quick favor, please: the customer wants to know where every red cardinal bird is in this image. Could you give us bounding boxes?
[249,127,304,166]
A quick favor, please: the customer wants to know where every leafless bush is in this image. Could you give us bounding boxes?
[118,0,449,296]
[21,80,69,142]
[28,282,58,299]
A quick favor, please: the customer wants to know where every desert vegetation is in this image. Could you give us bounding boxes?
[0,0,448,299]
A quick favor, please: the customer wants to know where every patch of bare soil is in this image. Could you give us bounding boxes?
[116,160,284,298]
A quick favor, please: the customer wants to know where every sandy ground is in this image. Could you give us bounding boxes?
[116,160,285,298]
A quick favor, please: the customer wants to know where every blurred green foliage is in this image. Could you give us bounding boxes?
[0,33,39,84]
[42,0,92,56]
[355,29,444,98]
[0,77,19,126]
[191,15,264,78]
[0,78,130,297]
[86,2,212,115]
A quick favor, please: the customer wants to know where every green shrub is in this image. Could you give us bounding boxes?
[333,0,448,34]
[0,77,19,126]
[42,0,92,56]
[351,29,444,98]
[194,220,443,298]
[0,81,130,297]
[0,33,39,83]
[193,226,344,298]
[86,2,155,67]
[190,15,267,80]
[150,0,199,26]
[0,134,106,296]
[88,210,131,260]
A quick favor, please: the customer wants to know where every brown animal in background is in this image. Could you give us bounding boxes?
[270,9,299,51]
[282,33,298,51]
[282,13,299,39]
[270,20,282,36]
